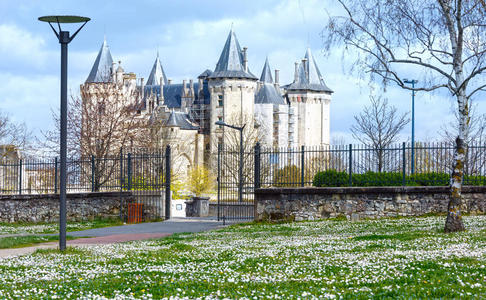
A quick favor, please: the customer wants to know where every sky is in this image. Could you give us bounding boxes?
[0,0,484,145]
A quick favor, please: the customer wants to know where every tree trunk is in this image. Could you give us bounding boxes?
[445,136,466,232]
[445,89,468,233]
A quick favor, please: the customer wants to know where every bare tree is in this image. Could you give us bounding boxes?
[351,95,409,172]
[217,112,269,192]
[0,110,32,158]
[42,83,152,190]
[324,0,486,232]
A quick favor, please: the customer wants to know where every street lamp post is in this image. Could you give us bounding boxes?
[38,16,90,251]
[215,120,246,203]
[404,79,418,174]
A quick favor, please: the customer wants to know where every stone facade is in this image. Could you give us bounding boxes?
[0,192,132,223]
[255,186,486,221]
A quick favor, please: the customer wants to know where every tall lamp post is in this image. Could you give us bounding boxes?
[215,121,246,203]
[404,79,418,174]
[38,16,90,251]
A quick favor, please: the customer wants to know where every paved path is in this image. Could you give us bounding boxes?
[68,217,225,237]
[0,218,231,258]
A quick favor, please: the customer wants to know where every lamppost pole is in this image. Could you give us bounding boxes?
[39,16,89,251]
[215,121,246,203]
[404,79,418,174]
[59,31,69,251]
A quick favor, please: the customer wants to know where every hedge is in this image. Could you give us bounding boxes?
[312,170,486,187]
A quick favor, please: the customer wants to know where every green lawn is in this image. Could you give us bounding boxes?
[0,216,484,299]
[0,218,123,235]
[0,235,76,249]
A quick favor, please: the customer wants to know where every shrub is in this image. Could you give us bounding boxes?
[187,165,215,196]
[464,175,486,186]
[313,170,348,187]
[273,165,311,187]
[311,169,478,187]
[408,172,449,186]
[352,171,403,186]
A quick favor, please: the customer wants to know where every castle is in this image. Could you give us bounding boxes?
[82,29,332,176]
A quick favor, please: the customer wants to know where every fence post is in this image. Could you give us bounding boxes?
[217,143,222,222]
[402,142,406,186]
[119,151,124,221]
[54,157,58,193]
[254,142,261,189]
[91,155,95,192]
[301,145,305,187]
[127,153,132,191]
[18,159,22,195]
[165,145,171,220]
[348,144,353,186]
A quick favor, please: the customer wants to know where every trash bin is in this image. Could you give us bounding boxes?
[127,203,143,223]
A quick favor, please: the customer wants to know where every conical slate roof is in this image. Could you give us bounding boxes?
[208,30,257,80]
[198,69,213,79]
[260,57,273,83]
[287,48,333,93]
[164,111,199,130]
[86,38,114,83]
[146,53,168,86]
[256,58,285,105]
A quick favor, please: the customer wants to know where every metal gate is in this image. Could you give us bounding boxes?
[217,144,255,221]
[121,147,171,222]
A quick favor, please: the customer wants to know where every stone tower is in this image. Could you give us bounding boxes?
[254,57,289,148]
[286,48,333,147]
[207,29,258,154]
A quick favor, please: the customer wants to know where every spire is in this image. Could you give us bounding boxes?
[255,57,285,105]
[260,57,273,83]
[208,29,257,80]
[286,48,333,93]
[304,48,323,85]
[86,39,114,83]
[146,53,168,86]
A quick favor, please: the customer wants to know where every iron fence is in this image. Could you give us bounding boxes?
[253,142,486,188]
[0,147,172,221]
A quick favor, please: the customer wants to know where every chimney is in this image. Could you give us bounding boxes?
[243,47,248,72]
[183,79,187,97]
[294,62,299,82]
[140,77,144,99]
[189,79,194,96]
[158,76,164,105]
[168,79,172,85]
[111,62,116,81]
[198,78,203,92]
[302,58,308,80]
[274,69,280,85]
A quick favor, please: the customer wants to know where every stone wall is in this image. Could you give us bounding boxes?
[0,192,133,223]
[255,186,486,221]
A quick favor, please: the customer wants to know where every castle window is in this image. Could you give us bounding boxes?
[218,95,224,107]
[218,116,223,128]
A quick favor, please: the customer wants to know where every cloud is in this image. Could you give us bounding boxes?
[0,24,52,72]
[0,72,58,135]
[0,0,481,144]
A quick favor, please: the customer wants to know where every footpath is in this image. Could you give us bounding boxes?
[0,218,225,258]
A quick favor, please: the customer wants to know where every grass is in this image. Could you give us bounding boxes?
[0,217,123,235]
[0,235,76,249]
[0,215,484,298]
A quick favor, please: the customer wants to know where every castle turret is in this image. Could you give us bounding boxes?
[255,57,288,147]
[207,29,258,154]
[286,48,333,147]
